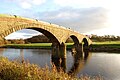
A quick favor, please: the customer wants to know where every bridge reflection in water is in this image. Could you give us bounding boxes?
[51,49,91,75]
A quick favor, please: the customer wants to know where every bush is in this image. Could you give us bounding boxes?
[0,57,103,80]
[0,57,75,80]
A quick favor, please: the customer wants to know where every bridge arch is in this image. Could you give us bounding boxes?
[70,35,80,44]
[0,24,60,44]
[27,27,59,43]
[82,38,89,47]
[82,38,89,58]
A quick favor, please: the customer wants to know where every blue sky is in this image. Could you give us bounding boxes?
[0,0,120,39]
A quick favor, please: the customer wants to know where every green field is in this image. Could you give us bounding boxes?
[5,43,74,49]
[92,41,120,44]
[3,41,120,49]
[91,41,120,48]
[5,43,52,49]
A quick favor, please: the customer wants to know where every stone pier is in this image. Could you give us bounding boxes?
[51,42,66,72]
[72,43,83,57]
[51,42,66,59]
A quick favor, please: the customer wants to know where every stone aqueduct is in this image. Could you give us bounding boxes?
[0,15,92,59]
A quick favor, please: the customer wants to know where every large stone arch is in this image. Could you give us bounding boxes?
[26,27,59,43]
[0,24,60,43]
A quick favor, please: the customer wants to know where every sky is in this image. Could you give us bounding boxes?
[0,0,120,39]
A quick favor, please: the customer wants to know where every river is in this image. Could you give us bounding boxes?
[0,48,120,80]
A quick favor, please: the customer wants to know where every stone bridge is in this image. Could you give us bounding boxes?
[0,15,92,59]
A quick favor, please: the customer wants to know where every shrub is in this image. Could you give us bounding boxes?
[0,57,103,80]
[0,57,75,80]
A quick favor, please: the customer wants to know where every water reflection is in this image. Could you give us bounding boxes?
[0,48,4,56]
[1,48,120,79]
[0,48,90,75]
[20,49,24,63]
[51,49,91,75]
[51,57,66,72]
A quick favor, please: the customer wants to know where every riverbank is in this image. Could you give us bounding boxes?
[1,41,120,52]
[2,43,73,49]
[0,57,102,80]
[90,41,120,53]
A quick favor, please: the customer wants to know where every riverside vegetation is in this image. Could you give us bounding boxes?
[0,35,119,79]
[3,41,120,52]
[1,34,120,52]
[0,57,103,80]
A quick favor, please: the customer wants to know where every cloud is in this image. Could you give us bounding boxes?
[20,0,46,9]
[34,7,108,33]
[20,1,32,9]
[32,0,46,5]
[54,0,114,8]
[5,0,46,9]
[5,29,40,39]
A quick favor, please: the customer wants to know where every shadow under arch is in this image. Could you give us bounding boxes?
[70,35,80,44]
[82,38,89,58]
[82,38,89,47]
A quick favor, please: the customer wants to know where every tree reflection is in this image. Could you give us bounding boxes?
[0,48,4,56]
[20,49,24,63]
[51,49,91,76]
[51,57,66,72]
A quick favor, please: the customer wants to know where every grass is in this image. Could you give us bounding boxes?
[5,43,52,49]
[4,43,74,49]
[92,41,120,45]
[91,41,120,48]
[0,57,103,80]
[3,41,120,52]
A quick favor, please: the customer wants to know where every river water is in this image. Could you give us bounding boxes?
[0,48,120,80]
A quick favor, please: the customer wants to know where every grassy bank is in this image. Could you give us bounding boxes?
[90,41,120,52]
[4,43,52,49]
[91,41,120,48]
[2,41,120,52]
[3,43,73,49]
[0,57,102,80]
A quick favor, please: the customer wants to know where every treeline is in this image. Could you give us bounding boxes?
[90,35,120,42]
[4,35,73,44]
[2,34,120,44]
[4,39,25,44]
[25,35,73,43]
[0,39,25,46]
[25,35,50,43]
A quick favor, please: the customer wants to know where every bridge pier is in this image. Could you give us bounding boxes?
[51,42,66,72]
[72,43,83,57]
[83,43,89,51]
[51,42,66,59]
